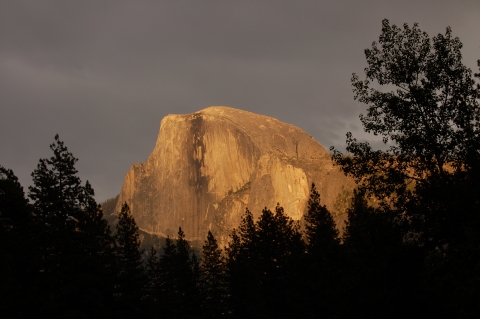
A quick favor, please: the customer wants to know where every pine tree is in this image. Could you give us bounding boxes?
[0,166,30,232]
[302,183,342,317]
[0,166,32,317]
[27,135,116,317]
[304,183,339,256]
[157,235,177,316]
[174,227,200,318]
[28,135,114,260]
[114,202,145,316]
[155,228,201,318]
[29,134,84,259]
[237,208,256,248]
[225,208,258,317]
[143,246,161,315]
[145,246,159,299]
[77,181,116,296]
[227,206,304,317]
[200,231,229,318]
[254,204,304,317]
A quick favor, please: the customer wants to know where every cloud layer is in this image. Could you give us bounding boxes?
[1,0,479,201]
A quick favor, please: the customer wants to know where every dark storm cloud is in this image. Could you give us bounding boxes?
[1,0,479,201]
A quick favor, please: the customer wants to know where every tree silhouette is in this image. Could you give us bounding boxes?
[114,202,145,316]
[255,204,304,317]
[27,135,116,317]
[0,166,32,317]
[0,166,30,232]
[175,227,200,317]
[157,235,177,316]
[304,183,339,255]
[225,208,257,317]
[156,227,199,318]
[331,21,480,249]
[331,20,480,316]
[200,231,229,318]
[302,183,341,317]
[144,246,160,304]
[226,206,303,318]
[29,134,85,259]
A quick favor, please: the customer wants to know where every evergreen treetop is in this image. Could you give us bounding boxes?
[304,183,339,255]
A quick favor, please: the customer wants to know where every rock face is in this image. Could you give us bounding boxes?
[115,106,354,243]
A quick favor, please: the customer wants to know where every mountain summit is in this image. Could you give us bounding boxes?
[115,106,353,243]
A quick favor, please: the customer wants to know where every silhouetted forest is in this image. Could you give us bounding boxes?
[1,20,480,318]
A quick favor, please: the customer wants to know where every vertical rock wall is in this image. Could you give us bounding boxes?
[114,106,354,243]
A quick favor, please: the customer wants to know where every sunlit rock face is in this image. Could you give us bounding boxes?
[115,106,354,243]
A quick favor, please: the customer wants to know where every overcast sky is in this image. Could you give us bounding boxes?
[1,0,479,202]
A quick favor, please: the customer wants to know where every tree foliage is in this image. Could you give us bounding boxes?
[16,135,117,317]
[304,183,339,255]
[200,231,229,318]
[332,19,479,205]
[226,205,303,318]
[332,19,480,316]
[331,19,480,248]
[114,202,145,315]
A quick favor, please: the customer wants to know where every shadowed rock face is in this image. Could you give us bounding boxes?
[115,106,354,243]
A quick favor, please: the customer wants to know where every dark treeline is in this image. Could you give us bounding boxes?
[2,19,480,318]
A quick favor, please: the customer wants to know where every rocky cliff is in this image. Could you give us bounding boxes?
[114,106,354,243]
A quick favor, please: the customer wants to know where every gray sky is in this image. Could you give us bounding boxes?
[1,0,479,202]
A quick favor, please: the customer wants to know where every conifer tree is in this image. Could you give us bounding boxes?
[227,206,304,317]
[0,166,32,317]
[225,208,257,317]
[200,231,229,318]
[28,136,114,261]
[175,227,200,317]
[29,134,84,259]
[158,235,177,316]
[145,246,159,300]
[114,202,145,316]
[304,183,339,256]
[254,204,304,317]
[156,228,200,317]
[237,208,256,248]
[225,229,241,265]
[77,181,116,281]
[0,166,30,232]
[143,246,161,315]
[27,135,116,316]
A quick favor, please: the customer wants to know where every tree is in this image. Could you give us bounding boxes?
[175,227,200,317]
[200,231,229,318]
[303,183,341,318]
[304,183,339,255]
[114,202,145,316]
[226,206,304,318]
[331,20,480,316]
[27,135,116,317]
[157,227,199,318]
[338,190,429,318]
[255,204,304,318]
[0,166,32,317]
[225,208,257,317]
[145,246,159,301]
[0,166,30,232]
[157,235,177,315]
[331,19,480,249]
[29,134,85,258]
